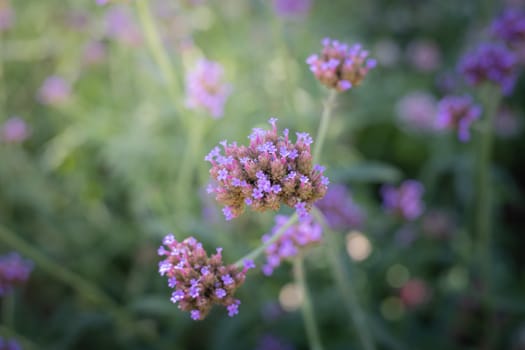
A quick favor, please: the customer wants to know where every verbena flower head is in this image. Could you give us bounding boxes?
[396,91,438,132]
[185,59,232,118]
[491,9,525,48]
[37,76,71,106]
[1,117,29,143]
[206,118,329,221]
[158,234,254,320]
[0,0,14,32]
[435,95,482,142]
[381,180,425,221]
[306,38,376,92]
[0,252,33,296]
[261,215,322,276]
[459,43,518,95]
[272,0,312,18]
[0,336,22,350]
[315,184,365,231]
[105,5,142,47]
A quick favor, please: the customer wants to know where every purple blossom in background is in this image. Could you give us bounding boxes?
[494,106,523,138]
[315,184,365,231]
[435,95,482,142]
[0,336,22,350]
[185,59,232,118]
[255,334,295,350]
[105,6,142,47]
[96,0,109,5]
[0,1,14,31]
[261,215,322,276]
[82,40,107,66]
[381,180,425,221]
[395,91,438,132]
[491,9,525,52]
[307,38,376,92]
[459,43,518,95]
[0,117,30,143]
[406,39,442,72]
[37,76,71,106]
[272,0,311,18]
[0,252,33,296]
[206,118,328,221]
[158,234,253,320]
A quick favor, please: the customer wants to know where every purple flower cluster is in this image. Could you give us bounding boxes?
[0,117,30,144]
[206,118,329,221]
[37,76,71,106]
[491,9,525,48]
[0,1,14,32]
[185,59,232,118]
[381,180,425,221]
[0,337,21,350]
[306,38,376,92]
[105,6,142,47]
[272,0,312,18]
[315,184,365,231]
[435,95,482,142]
[0,252,33,296]
[459,43,518,95]
[261,215,322,276]
[158,234,254,320]
[395,91,438,132]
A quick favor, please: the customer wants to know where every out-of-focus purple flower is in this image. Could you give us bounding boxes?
[459,43,518,95]
[158,234,251,320]
[64,10,89,31]
[422,210,455,239]
[406,39,441,72]
[185,59,232,118]
[381,180,425,221]
[399,279,431,308]
[306,38,376,92]
[105,6,142,47]
[435,95,482,142]
[272,0,311,18]
[396,91,438,132]
[255,334,295,350]
[491,9,525,49]
[0,117,30,143]
[261,215,322,276]
[206,118,328,221]
[0,1,14,32]
[315,184,365,231]
[374,39,401,67]
[96,0,109,5]
[0,252,33,296]
[494,106,523,138]
[37,76,72,106]
[82,40,107,66]
[0,336,22,350]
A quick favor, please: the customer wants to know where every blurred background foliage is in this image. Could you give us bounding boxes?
[0,0,524,349]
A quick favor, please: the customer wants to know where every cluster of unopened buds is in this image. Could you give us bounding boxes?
[307,38,376,92]
[206,118,329,221]
[158,235,255,320]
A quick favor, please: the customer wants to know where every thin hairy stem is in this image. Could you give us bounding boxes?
[312,90,337,164]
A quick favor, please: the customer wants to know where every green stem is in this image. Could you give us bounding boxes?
[293,256,324,350]
[312,90,338,164]
[0,225,135,331]
[175,116,207,208]
[2,292,15,327]
[233,213,298,269]
[135,0,182,108]
[312,208,376,350]
[476,85,501,300]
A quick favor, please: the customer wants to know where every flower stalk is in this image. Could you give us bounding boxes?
[312,90,337,164]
